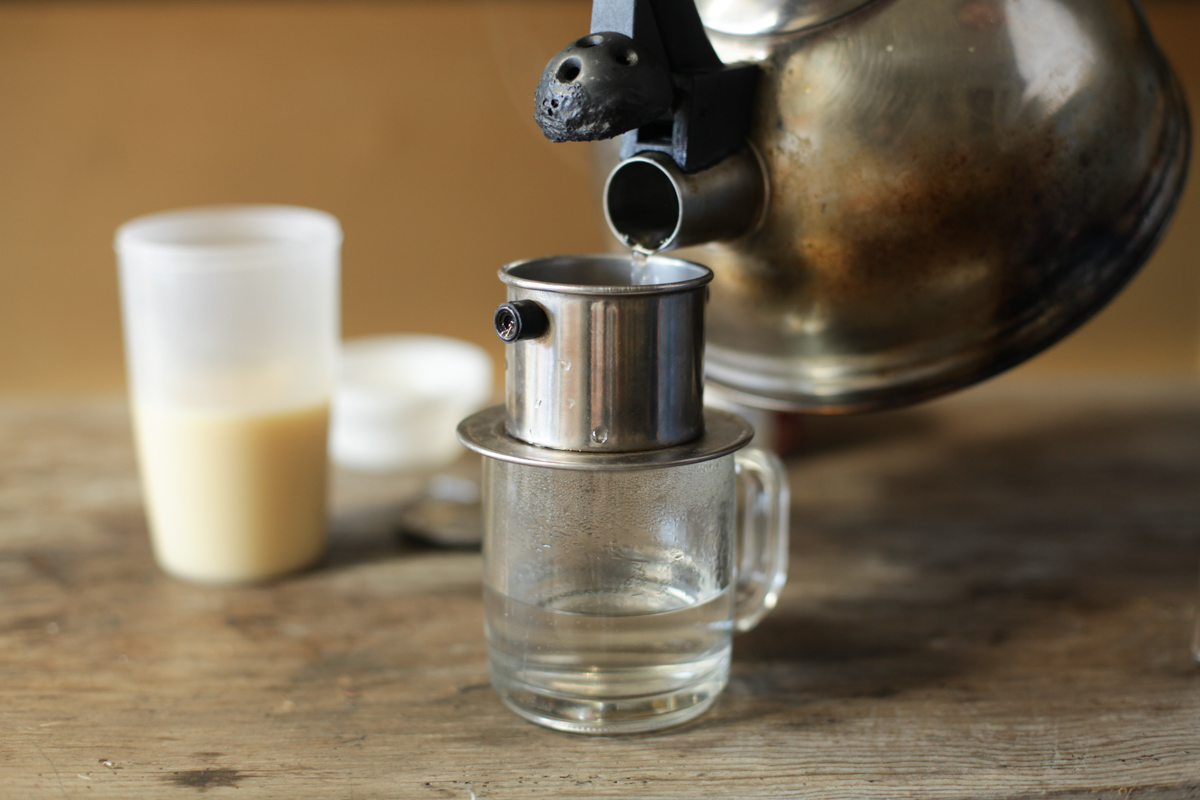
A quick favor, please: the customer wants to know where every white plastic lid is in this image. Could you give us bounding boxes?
[331,335,494,472]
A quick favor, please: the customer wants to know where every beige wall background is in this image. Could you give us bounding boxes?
[0,0,1197,396]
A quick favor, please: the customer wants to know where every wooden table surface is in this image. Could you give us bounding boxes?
[3,383,1199,799]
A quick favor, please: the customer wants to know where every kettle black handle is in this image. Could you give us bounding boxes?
[591,0,722,73]
[534,0,758,173]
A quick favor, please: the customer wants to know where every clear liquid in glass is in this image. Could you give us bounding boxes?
[485,581,734,733]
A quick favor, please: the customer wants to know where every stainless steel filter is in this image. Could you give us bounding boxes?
[496,254,711,452]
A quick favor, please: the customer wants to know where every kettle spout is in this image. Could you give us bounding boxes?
[604,148,767,252]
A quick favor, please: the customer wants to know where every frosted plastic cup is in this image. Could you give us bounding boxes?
[116,205,341,584]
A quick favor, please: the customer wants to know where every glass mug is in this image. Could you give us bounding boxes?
[481,445,788,734]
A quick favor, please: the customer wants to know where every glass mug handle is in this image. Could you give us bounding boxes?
[733,446,790,632]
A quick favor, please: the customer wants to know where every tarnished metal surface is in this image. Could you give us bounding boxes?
[685,0,1190,411]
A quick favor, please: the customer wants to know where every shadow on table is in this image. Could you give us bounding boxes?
[325,458,484,570]
[324,500,480,570]
[731,398,1200,706]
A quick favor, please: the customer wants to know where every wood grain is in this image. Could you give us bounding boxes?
[2,384,1199,798]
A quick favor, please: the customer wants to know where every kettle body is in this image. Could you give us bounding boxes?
[686,0,1190,411]
[559,0,1190,413]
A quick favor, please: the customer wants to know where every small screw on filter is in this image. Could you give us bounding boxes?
[494,301,549,343]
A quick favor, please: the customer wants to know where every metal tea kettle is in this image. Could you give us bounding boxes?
[533,0,1190,412]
